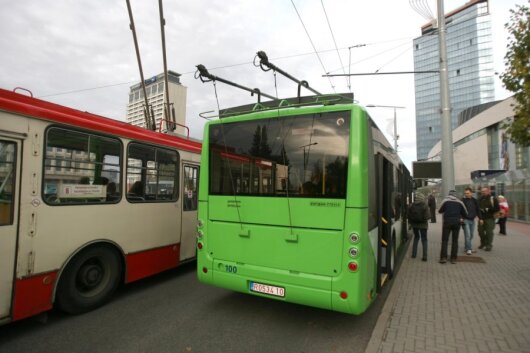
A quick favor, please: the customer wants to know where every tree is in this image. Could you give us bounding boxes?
[500,1,530,147]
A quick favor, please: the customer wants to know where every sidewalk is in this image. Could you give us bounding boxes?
[365,220,530,353]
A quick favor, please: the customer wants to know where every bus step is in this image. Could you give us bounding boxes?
[381,273,389,287]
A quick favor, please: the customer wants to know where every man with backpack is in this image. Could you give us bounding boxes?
[477,186,500,251]
[407,192,431,261]
[438,190,468,264]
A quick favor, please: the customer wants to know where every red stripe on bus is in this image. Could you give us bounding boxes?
[12,271,58,321]
[0,89,202,154]
[125,244,180,283]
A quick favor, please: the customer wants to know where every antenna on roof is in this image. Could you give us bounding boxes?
[158,0,176,131]
[194,64,276,104]
[254,50,321,101]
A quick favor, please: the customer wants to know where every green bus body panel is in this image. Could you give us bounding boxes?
[197,104,379,315]
[208,197,345,230]
[208,220,343,276]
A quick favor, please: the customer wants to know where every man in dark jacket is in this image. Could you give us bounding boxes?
[462,187,480,255]
[428,191,437,223]
[408,192,431,261]
[477,186,500,251]
[438,190,468,264]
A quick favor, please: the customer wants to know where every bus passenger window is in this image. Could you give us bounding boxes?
[43,127,121,205]
[126,142,179,203]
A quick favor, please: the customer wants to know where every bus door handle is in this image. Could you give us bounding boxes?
[284,232,298,242]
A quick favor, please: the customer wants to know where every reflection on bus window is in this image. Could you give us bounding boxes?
[43,127,122,205]
[183,165,199,211]
[0,141,16,225]
[126,143,179,202]
[209,111,349,198]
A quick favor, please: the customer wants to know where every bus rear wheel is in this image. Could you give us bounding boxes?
[57,246,122,314]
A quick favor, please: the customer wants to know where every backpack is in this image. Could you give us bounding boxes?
[408,203,425,223]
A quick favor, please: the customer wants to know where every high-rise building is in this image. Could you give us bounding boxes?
[413,0,495,160]
[126,70,187,132]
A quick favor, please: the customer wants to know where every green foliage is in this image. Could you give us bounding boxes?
[500,1,530,147]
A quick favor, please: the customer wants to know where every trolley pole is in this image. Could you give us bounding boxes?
[438,0,455,197]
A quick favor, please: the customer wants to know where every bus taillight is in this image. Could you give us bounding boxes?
[340,291,348,299]
[202,267,208,273]
[197,242,203,250]
[348,262,358,272]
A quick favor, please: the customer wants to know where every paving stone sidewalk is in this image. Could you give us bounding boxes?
[365,221,530,353]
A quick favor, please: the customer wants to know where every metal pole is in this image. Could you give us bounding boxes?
[158,0,171,128]
[437,0,455,197]
[125,0,153,130]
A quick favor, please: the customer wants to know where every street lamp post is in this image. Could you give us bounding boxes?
[366,104,405,151]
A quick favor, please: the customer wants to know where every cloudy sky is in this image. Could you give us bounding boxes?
[0,0,525,169]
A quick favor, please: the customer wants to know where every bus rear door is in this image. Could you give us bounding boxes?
[180,164,199,261]
[0,138,21,321]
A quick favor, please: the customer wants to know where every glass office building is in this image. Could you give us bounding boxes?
[413,0,495,160]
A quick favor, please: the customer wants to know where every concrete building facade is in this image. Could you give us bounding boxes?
[428,97,530,222]
[126,71,187,133]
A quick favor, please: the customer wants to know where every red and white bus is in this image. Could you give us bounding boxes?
[0,88,201,324]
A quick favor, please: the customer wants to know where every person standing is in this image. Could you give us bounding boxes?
[428,191,437,223]
[477,186,500,251]
[461,187,480,255]
[407,192,431,261]
[497,195,509,235]
[438,190,468,264]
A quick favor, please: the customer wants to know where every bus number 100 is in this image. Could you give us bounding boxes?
[225,265,237,273]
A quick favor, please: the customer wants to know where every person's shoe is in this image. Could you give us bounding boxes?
[439,258,447,264]
[485,247,492,251]
[471,249,477,253]
[451,259,457,264]
[422,257,427,262]
[478,245,484,249]
[466,250,472,255]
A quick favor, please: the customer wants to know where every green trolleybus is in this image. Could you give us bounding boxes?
[197,94,412,314]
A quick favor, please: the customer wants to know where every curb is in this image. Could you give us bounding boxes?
[364,240,410,353]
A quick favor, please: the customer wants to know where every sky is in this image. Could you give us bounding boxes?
[0,0,526,170]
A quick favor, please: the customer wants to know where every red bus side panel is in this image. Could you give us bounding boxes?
[12,271,58,321]
[126,244,180,283]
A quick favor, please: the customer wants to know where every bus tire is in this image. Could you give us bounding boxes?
[56,246,122,314]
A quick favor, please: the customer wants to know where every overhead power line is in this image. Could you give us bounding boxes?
[290,0,336,92]
[320,0,348,90]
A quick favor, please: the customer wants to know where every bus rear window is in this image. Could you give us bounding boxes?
[209,111,349,198]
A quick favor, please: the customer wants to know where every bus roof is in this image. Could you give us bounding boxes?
[0,88,201,154]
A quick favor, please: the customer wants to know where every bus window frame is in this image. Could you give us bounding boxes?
[42,125,123,206]
[126,142,180,203]
[0,140,17,226]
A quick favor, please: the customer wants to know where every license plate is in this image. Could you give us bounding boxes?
[249,281,285,297]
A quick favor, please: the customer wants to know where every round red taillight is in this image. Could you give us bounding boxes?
[202,267,208,273]
[340,291,348,299]
[197,242,203,250]
[348,262,358,272]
